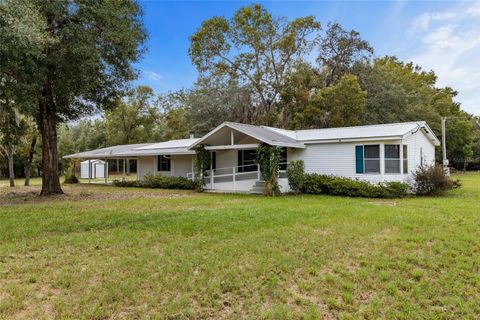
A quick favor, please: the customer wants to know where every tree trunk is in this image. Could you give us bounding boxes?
[39,83,63,195]
[24,137,37,187]
[7,148,15,187]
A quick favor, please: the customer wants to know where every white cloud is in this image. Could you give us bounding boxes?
[466,1,480,16]
[408,2,480,115]
[145,71,162,81]
[410,11,456,33]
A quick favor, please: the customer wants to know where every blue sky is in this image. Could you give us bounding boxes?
[134,0,480,115]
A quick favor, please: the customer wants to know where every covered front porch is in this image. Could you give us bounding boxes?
[187,122,304,193]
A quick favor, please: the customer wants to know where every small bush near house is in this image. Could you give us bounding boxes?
[142,174,197,190]
[112,180,138,187]
[301,174,408,198]
[113,174,197,190]
[63,164,79,184]
[64,173,79,184]
[286,160,305,194]
[413,164,461,195]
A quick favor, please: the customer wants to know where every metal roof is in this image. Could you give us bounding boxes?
[64,143,153,159]
[63,139,198,159]
[265,121,440,145]
[64,121,440,159]
[189,122,306,149]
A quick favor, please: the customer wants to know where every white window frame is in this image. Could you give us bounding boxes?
[363,144,381,174]
[384,144,401,174]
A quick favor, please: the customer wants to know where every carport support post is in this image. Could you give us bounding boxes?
[105,158,108,184]
[88,159,91,184]
[210,151,214,189]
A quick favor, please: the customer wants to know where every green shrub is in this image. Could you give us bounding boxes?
[142,174,197,190]
[301,174,408,198]
[286,160,305,194]
[113,174,197,190]
[112,180,139,187]
[413,165,461,195]
[63,164,79,184]
[256,143,282,196]
[64,173,79,184]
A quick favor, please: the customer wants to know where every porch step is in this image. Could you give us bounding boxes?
[250,181,265,194]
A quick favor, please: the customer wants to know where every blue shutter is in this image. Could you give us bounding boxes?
[355,146,364,173]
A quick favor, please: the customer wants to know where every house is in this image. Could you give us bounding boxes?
[64,121,440,193]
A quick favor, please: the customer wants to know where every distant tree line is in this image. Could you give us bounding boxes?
[1,3,479,189]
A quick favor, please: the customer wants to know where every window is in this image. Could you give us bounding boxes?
[157,155,171,172]
[403,145,408,174]
[364,145,380,173]
[356,145,381,174]
[385,144,400,174]
[279,148,287,171]
[238,149,257,172]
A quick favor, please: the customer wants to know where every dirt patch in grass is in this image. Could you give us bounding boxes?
[368,200,398,206]
[0,184,193,206]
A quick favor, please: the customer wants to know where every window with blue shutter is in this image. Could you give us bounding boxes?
[355,146,364,173]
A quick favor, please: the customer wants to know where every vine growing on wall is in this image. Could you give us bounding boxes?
[256,143,283,196]
[194,144,211,191]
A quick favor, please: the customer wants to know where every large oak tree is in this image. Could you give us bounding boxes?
[189,4,321,125]
[1,0,146,195]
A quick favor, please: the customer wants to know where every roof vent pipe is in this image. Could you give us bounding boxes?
[190,132,194,139]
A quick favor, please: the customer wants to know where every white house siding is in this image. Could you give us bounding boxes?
[171,155,193,178]
[288,140,412,184]
[403,129,436,174]
[137,156,155,180]
[137,155,194,180]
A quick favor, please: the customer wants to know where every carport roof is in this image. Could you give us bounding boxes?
[63,139,198,159]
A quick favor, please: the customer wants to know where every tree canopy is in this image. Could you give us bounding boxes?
[189,4,321,124]
[1,0,147,194]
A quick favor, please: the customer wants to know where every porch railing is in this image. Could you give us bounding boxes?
[186,162,288,190]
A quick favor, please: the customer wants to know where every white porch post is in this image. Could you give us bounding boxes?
[210,151,214,189]
[88,159,91,184]
[257,164,260,181]
[105,158,108,184]
[400,142,404,177]
[233,167,236,191]
[380,143,385,178]
[123,158,126,179]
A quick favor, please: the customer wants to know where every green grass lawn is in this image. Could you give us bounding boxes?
[0,174,479,319]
